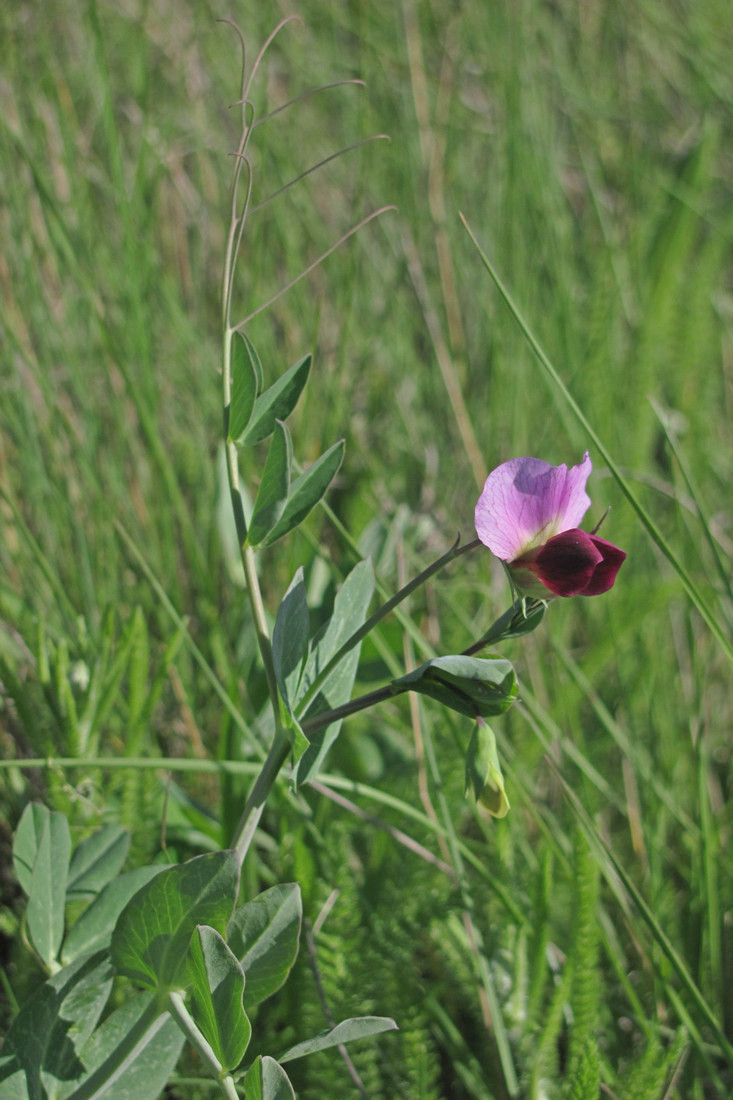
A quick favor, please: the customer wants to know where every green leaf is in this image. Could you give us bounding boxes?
[228,332,259,442]
[240,331,265,391]
[66,824,130,900]
[227,884,302,1010]
[465,720,510,818]
[295,559,375,785]
[239,354,311,447]
[278,1016,398,1063]
[393,655,518,719]
[262,440,345,547]
[58,992,184,1100]
[242,1056,295,1100]
[272,569,309,712]
[12,803,50,897]
[111,850,240,991]
[0,951,113,1099]
[188,925,251,1071]
[62,865,165,964]
[26,809,71,968]
[247,422,292,547]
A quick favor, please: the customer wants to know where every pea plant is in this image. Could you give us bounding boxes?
[1,17,625,1100]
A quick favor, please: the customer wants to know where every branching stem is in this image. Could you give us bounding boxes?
[296,536,482,719]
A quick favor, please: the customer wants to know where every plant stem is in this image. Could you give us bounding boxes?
[230,726,292,866]
[301,684,404,736]
[168,991,241,1100]
[221,327,280,714]
[296,536,482,720]
[222,326,291,864]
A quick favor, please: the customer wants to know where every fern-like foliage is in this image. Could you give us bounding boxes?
[566,1036,602,1100]
[565,830,601,1090]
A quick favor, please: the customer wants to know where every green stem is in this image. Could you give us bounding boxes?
[221,327,280,712]
[229,726,292,865]
[295,536,482,720]
[66,996,166,1100]
[0,756,261,775]
[301,683,404,736]
[168,992,241,1100]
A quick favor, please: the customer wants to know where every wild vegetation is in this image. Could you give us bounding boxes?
[1,1,732,1097]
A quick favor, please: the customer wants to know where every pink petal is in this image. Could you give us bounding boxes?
[475,453,592,561]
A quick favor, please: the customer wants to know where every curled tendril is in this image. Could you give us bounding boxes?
[219,17,393,334]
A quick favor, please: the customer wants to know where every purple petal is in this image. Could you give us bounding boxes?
[514,530,627,598]
[580,536,626,595]
[475,453,592,561]
[532,528,603,596]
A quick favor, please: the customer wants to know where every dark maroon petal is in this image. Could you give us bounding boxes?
[580,536,627,595]
[532,529,603,597]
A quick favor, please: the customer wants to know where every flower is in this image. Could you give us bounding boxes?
[474,452,626,597]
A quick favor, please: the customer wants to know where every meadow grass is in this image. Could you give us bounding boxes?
[1,1,732,1097]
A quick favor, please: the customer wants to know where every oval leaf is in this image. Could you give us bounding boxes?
[239,354,312,447]
[295,559,375,785]
[228,332,259,442]
[0,951,113,1099]
[262,440,345,547]
[188,926,251,1071]
[247,422,292,547]
[27,810,71,968]
[12,802,51,897]
[227,884,302,1010]
[242,1056,295,1100]
[60,991,184,1100]
[279,1016,398,1063]
[66,825,130,900]
[62,865,165,964]
[272,569,309,712]
[111,850,240,991]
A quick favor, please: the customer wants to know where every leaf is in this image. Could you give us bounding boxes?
[188,926,251,1071]
[295,559,375,785]
[227,884,302,1010]
[239,354,311,447]
[272,569,309,712]
[62,865,165,964]
[66,825,130,900]
[13,804,50,897]
[278,1016,398,1063]
[26,809,71,968]
[393,655,518,719]
[57,992,184,1100]
[242,1056,295,1100]
[247,422,292,547]
[262,440,345,547]
[228,332,259,442]
[239,331,265,391]
[0,951,113,1100]
[111,850,240,991]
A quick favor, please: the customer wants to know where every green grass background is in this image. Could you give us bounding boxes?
[1,1,732,1097]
